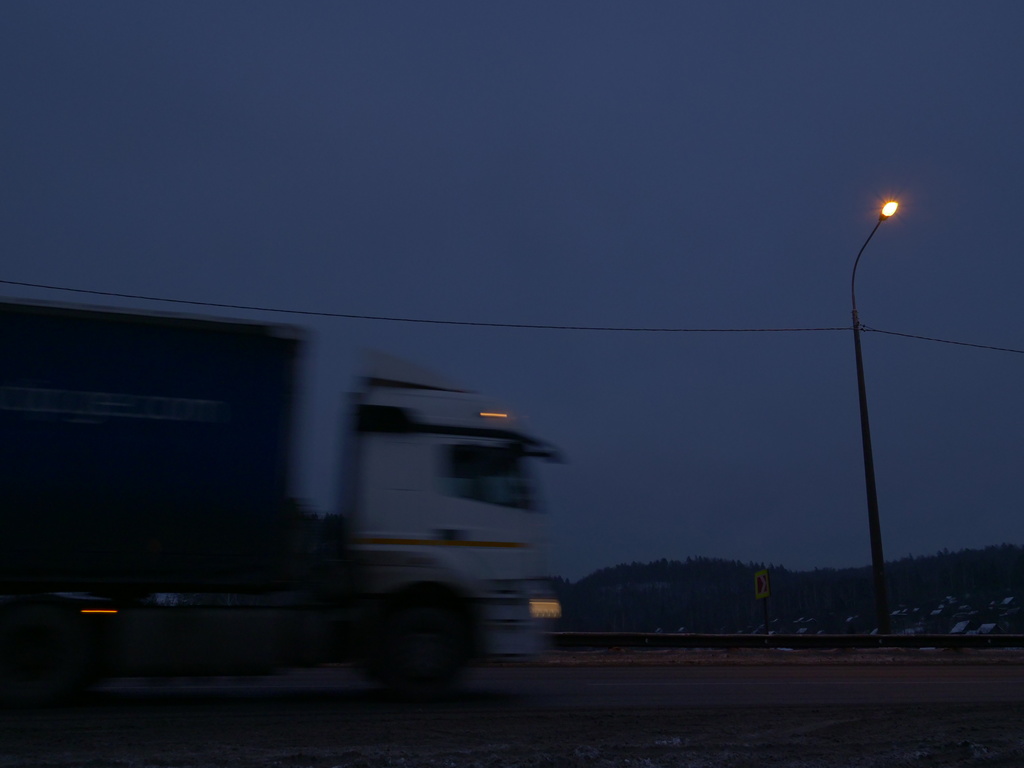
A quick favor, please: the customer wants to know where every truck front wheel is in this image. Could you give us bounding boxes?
[381,605,467,699]
[0,604,93,708]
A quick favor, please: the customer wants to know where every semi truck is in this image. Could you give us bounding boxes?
[0,299,561,706]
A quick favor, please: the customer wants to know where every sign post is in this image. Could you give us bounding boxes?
[754,569,771,635]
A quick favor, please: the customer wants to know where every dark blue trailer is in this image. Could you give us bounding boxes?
[0,301,301,594]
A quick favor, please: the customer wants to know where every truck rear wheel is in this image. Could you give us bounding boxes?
[381,605,467,699]
[0,604,93,708]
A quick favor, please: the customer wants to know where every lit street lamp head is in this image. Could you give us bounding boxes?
[853,200,899,312]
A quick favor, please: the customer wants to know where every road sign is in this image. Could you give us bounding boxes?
[755,569,771,600]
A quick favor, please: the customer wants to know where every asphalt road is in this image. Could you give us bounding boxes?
[90,661,1024,708]
[5,663,1024,767]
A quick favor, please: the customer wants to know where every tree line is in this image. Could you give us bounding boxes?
[553,544,1024,634]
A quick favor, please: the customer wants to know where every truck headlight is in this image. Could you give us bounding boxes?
[529,597,562,619]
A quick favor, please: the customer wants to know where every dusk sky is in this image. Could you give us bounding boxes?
[4,3,1024,580]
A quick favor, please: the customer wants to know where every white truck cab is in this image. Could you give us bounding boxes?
[344,353,561,692]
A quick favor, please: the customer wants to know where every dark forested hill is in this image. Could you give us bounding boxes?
[553,545,1024,634]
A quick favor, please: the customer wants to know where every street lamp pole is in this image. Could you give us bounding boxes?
[850,200,898,635]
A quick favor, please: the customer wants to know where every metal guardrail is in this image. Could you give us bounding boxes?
[552,632,1024,650]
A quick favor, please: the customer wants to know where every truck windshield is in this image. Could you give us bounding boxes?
[439,443,536,510]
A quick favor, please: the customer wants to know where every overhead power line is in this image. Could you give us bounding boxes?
[863,325,1024,355]
[0,278,844,333]
[2,278,1023,354]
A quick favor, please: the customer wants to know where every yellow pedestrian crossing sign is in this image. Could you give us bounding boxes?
[755,569,771,600]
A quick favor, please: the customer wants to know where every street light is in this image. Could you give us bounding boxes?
[850,200,898,635]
